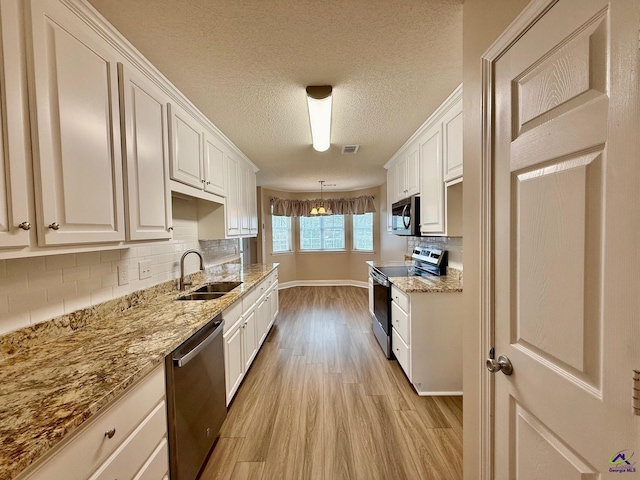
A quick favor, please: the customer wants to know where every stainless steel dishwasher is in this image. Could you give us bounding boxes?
[165,314,226,480]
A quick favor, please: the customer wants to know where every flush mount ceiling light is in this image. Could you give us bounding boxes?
[306,85,332,152]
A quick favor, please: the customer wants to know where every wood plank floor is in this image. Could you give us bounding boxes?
[200,286,463,480]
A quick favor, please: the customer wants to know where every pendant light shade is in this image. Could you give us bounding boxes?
[306,86,332,152]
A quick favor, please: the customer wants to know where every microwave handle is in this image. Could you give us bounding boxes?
[402,205,410,229]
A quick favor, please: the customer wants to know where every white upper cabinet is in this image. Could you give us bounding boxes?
[169,102,230,201]
[203,133,226,197]
[0,0,32,249]
[118,64,172,241]
[26,0,125,246]
[390,145,420,204]
[240,162,257,236]
[442,97,463,182]
[419,124,445,235]
[396,146,420,201]
[168,102,204,189]
[386,84,462,237]
[225,153,241,237]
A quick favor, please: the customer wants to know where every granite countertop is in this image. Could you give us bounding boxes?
[0,262,278,480]
[366,261,463,293]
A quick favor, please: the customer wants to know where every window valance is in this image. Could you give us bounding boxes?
[270,195,376,217]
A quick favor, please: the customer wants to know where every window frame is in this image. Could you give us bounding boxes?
[352,212,374,253]
[271,214,293,254]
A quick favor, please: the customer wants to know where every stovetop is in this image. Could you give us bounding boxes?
[375,265,415,278]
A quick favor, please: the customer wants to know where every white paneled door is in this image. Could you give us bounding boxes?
[487,0,639,478]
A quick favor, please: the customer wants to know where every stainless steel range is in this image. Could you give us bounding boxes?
[370,247,447,358]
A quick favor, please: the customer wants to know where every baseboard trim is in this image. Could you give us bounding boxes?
[279,280,368,290]
[417,391,463,397]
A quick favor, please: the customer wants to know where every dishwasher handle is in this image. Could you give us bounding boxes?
[173,318,225,368]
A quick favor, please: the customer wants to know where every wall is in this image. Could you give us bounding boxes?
[462,1,530,478]
[0,196,239,335]
[259,186,382,285]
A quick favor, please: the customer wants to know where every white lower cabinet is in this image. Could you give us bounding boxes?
[20,364,168,480]
[391,285,463,395]
[223,269,279,405]
[242,308,258,371]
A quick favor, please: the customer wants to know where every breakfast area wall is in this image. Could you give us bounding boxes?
[0,197,239,335]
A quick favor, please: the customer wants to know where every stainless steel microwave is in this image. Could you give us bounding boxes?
[391,195,420,236]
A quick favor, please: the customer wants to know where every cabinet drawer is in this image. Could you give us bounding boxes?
[392,327,410,378]
[391,285,409,314]
[242,285,260,311]
[90,401,167,480]
[391,301,410,345]
[223,299,242,334]
[133,438,169,480]
[24,365,165,480]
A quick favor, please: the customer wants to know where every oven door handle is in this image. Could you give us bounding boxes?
[173,319,225,367]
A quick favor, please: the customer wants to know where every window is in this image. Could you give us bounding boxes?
[300,215,345,251]
[353,212,374,251]
[271,215,292,252]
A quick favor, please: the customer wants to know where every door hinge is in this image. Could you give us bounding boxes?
[633,370,640,415]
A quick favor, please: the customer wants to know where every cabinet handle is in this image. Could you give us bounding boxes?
[104,428,116,439]
[201,179,206,184]
[18,222,31,231]
[48,222,60,230]
[206,181,211,185]
[168,226,174,231]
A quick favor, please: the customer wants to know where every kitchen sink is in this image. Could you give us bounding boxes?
[193,282,242,293]
[176,282,242,301]
[176,292,226,301]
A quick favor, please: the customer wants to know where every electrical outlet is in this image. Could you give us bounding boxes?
[117,265,129,286]
[138,260,152,279]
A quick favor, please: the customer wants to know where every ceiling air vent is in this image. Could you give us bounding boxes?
[341,145,359,154]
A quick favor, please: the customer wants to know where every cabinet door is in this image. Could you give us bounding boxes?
[225,153,241,237]
[256,293,270,346]
[242,308,258,369]
[168,103,203,189]
[240,163,251,236]
[203,133,226,197]
[419,125,445,234]
[270,284,279,323]
[118,64,172,241]
[224,323,244,404]
[405,146,420,196]
[395,157,406,200]
[27,0,125,245]
[248,169,258,236]
[0,0,31,248]
[442,99,463,182]
[386,166,396,232]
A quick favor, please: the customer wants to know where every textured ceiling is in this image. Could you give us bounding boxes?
[88,0,462,192]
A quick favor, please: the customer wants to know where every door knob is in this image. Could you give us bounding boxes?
[48,222,60,230]
[18,222,31,230]
[486,354,513,375]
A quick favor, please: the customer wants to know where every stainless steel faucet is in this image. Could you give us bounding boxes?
[179,250,205,291]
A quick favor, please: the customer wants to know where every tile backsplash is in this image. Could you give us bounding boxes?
[408,236,463,270]
[0,197,239,335]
